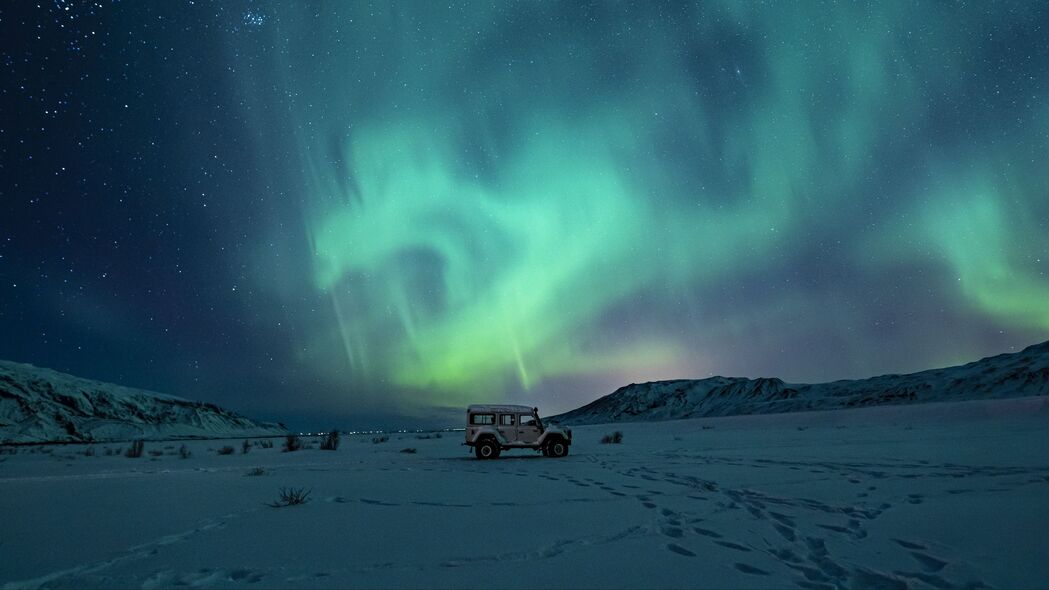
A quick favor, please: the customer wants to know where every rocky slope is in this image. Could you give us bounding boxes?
[0,360,287,443]
[549,340,1049,425]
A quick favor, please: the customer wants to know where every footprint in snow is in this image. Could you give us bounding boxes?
[693,527,722,538]
[667,544,696,557]
[910,552,948,573]
[774,524,796,542]
[734,563,770,576]
[661,526,684,539]
[715,541,751,552]
[360,498,398,506]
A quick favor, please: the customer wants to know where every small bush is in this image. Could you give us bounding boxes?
[600,431,624,444]
[178,444,192,459]
[125,440,145,458]
[268,487,311,508]
[260,439,273,449]
[83,446,95,457]
[104,447,116,456]
[283,434,302,452]
[400,447,417,454]
[320,430,340,451]
[242,440,251,454]
[148,449,164,457]
[217,446,235,455]
[245,467,265,476]
[371,435,389,444]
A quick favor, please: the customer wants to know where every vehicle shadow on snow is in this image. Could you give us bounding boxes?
[441,454,571,462]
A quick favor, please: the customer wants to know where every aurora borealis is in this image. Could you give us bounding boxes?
[3,1,1049,428]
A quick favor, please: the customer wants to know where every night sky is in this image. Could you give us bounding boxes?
[2,1,1048,430]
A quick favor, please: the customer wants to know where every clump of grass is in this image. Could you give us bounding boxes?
[268,487,311,508]
[83,446,95,457]
[242,440,252,454]
[217,446,235,455]
[400,447,417,454]
[245,466,266,476]
[148,449,163,457]
[259,439,274,449]
[283,434,302,452]
[125,440,145,458]
[320,430,340,451]
[600,431,624,444]
[371,435,389,444]
[178,444,192,459]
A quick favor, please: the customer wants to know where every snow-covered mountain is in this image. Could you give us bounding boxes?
[0,360,287,443]
[549,340,1049,425]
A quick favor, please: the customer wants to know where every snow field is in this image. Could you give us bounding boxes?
[1,397,1047,589]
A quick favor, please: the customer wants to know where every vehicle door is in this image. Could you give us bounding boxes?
[517,413,541,444]
[497,414,517,443]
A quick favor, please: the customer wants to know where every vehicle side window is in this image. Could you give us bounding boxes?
[499,414,515,426]
[520,414,536,427]
[470,413,494,425]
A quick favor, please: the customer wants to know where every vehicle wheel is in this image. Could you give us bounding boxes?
[546,439,568,458]
[475,439,500,460]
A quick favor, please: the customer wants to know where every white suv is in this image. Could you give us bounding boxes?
[464,405,572,459]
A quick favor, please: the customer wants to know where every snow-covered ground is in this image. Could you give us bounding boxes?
[2,397,1047,589]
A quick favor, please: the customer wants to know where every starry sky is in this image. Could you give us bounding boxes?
[2,1,1048,430]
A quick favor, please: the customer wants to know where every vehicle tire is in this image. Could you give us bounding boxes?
[475,439,500,460]
[546,438,568,458]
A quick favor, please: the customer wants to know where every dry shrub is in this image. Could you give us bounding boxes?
[320,430,340,451]
[268,487,311,508]
[283,434,302,452]
[125,440,145,458]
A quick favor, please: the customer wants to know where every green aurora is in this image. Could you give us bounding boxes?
[228,1,1049,413]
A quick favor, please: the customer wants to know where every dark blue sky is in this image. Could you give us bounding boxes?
[2,1,1048,430]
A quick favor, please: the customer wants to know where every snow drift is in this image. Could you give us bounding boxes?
[550,340,1049,425]
[0,360,287,443]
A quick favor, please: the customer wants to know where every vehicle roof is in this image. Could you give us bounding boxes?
[467,404,535,413]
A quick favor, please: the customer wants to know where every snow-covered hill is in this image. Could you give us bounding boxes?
[0,360,287,443]
[550,340,1049,425]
